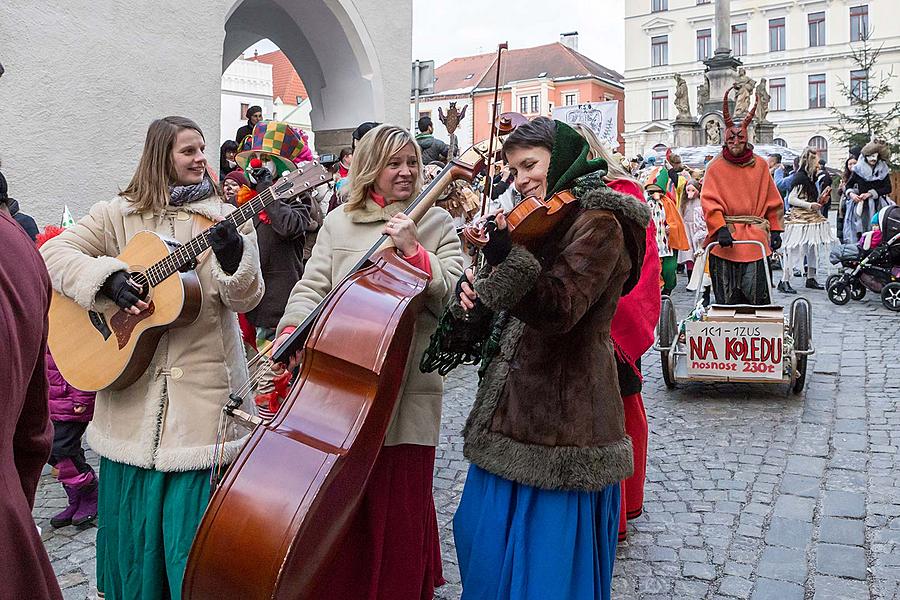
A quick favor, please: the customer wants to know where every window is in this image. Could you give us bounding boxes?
[769,78,786,111]
[851,69,869,101]
[240,103,249,119]
[652,90,668,121]
[296,96,303,104]
[808,12,825,47]
[850,5,869,42]
[732,23,748,56]
[418,110,431,121]
[651,0,667,12]
[773,138,788,147]
[809,135,828,164]
[487,101,502,122]
[769,18,785,52]
[808,74,826,108]
[697,0,710,4]
[651,35,668,66]
[564,93,577,106]
[530,95,540,114]
[519,96,528,113]
[697,29,712,61]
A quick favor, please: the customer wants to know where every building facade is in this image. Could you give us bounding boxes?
[413,36,625,152]
[221,57,274,147]
[624,0,900,166]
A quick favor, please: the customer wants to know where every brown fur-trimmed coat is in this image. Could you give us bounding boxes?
[456,183,649,491]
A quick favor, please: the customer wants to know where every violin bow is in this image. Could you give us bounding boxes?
[479,42,508,218]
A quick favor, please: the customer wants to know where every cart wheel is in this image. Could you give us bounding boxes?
[825,274,840,291]
[791,299,811,394]
[826,282,851,305]
[850,280,867,301]
[657,296,677,389]
[881,282,900,311]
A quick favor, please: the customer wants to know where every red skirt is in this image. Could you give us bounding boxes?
[619,392,648,541]
[308,444,446,599]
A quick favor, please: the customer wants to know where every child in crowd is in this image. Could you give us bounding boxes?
[36,225,98,528]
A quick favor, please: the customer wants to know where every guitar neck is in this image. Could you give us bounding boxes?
[144,188,277,287]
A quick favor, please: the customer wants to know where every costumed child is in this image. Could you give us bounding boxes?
[37,225,99,528]
[645,177,688,296]
[778,147,836,293]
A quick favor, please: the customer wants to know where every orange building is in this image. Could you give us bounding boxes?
[420,36,625,152]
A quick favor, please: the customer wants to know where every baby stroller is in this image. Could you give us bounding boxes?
[827,204,900,311]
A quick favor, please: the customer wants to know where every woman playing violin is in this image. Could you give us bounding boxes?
[450,117,650,599]
[273,124,464,599]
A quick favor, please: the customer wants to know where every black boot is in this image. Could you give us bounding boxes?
[777,281,797,294]
[805,278,824,290]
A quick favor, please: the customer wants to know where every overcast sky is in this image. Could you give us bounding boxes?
[245,0,625,73]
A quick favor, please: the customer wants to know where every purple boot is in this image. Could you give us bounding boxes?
[72,476,99,527]
[49,485,80,528]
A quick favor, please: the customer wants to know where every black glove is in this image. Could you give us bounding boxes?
[455,269,486,315]
[482,221,512,266]
[770,230,782,252]
[100,270,144,310]
[716,226,734,248]
[208,220,244,275]
[246,167,274,192]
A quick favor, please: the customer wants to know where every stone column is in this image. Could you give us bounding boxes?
[714,0,731,56]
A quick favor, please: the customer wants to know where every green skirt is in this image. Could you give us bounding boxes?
[96,457,211,600]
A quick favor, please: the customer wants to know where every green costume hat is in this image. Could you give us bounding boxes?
[546,120,609,197]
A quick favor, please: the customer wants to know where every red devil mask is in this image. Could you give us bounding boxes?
[722,89,756,163]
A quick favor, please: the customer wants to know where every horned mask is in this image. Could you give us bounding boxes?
[722,89,756,148]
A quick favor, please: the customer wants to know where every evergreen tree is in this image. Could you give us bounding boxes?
[828,36,900,166]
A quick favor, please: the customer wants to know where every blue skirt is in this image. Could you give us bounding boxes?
[453,465,620,600]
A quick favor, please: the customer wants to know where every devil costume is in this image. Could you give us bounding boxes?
[701,91,784,305]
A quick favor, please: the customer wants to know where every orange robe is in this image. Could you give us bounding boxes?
[701,154,784,263]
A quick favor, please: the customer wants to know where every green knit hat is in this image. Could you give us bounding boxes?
[547,120,609,196]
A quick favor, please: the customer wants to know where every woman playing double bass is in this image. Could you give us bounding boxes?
[450,117,650,599]
[273,124,464,599]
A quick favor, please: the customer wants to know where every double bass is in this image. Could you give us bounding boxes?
[182,142,490,600]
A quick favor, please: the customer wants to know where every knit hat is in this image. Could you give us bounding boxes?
[547,120,609,196]
[223,169,247,187]
[236,121,305,174]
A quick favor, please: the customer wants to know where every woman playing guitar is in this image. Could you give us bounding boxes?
[272,124,464,599]
[40,116,264,599]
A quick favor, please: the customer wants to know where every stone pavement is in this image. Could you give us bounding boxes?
[35,277,900,599]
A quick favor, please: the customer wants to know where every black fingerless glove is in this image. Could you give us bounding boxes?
[482,225,512,266]
[246,167,274,192]
[716,226,734,248]
[100,270,143,310]
[208,220,244,275]
[770,230,782,252]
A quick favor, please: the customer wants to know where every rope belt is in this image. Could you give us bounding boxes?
[725,215,770,232]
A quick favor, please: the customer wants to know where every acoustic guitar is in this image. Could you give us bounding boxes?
[48,164,329,392]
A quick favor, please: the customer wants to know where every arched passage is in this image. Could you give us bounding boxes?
[223,0,394,152]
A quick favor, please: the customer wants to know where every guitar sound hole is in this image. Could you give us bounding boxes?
[129,271,151,301]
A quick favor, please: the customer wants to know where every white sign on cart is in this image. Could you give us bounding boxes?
[685,321,784,380]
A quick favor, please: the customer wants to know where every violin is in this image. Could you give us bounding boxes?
[463,189,578,251]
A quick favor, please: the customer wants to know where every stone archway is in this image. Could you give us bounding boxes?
[223,0,410,153]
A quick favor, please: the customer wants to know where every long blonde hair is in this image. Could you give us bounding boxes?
[119,116,206,212]
[344,124,422,211]
[571,124,635,183]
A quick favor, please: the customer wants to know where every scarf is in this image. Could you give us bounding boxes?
[852,159,889,182]
[722,145,756,166]
[169,176,213,207]
[547,120,608,196]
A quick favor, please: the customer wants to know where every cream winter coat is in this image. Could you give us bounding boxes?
[40,195,264,472]
[277,198,464,447]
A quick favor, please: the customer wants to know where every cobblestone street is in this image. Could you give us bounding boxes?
[35,279,900,600]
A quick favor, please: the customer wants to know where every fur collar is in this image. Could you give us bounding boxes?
[121,195,226,222]
[573,174,651,227]
[346,197,410,224]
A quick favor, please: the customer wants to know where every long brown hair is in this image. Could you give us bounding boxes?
[119,116,205,212]
[344,125,422,212]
